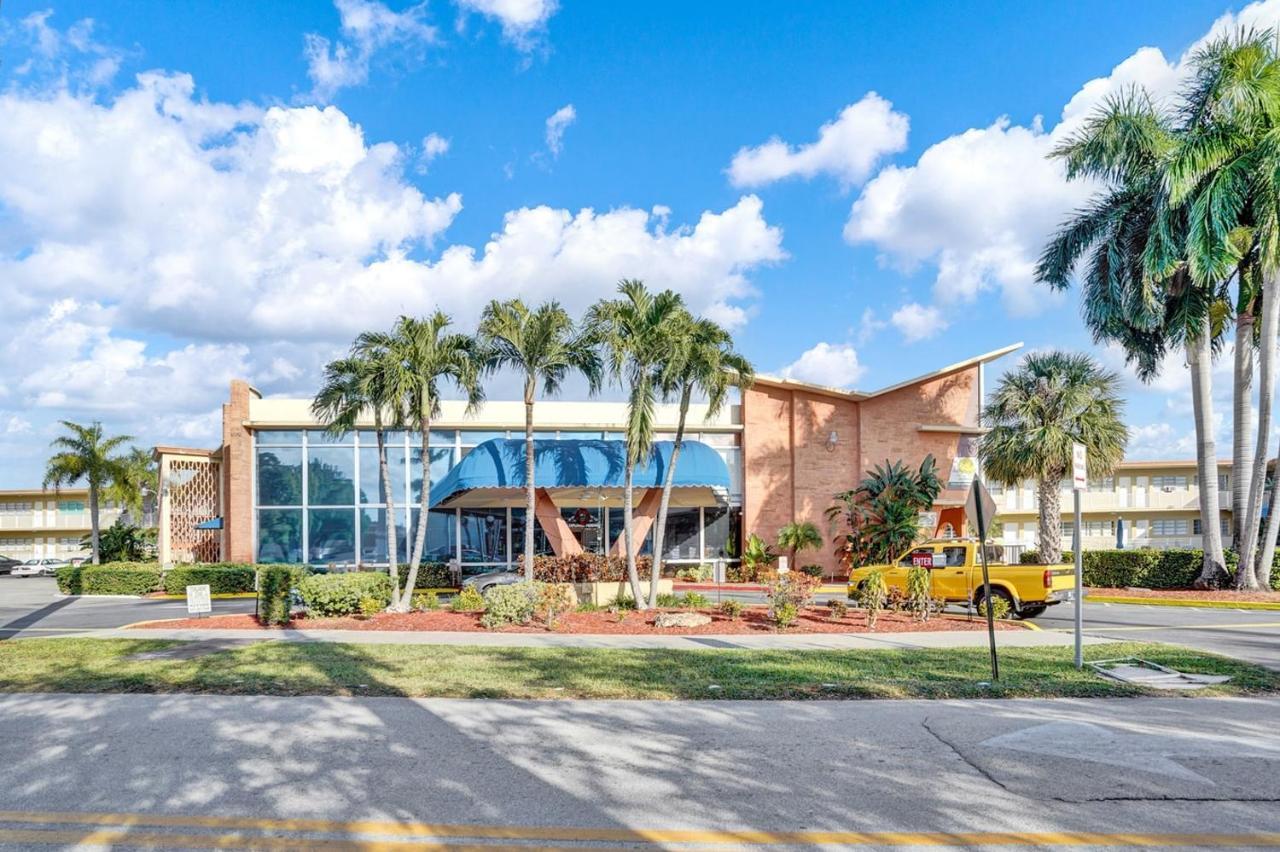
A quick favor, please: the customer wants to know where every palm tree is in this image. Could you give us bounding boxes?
[979,352,1129,564]
[648,311,753,606]
[1036,87,1232,586]
[776,521,823,570]
[368,313,485,611]
[478,299,602,581]
[586,280,685,608]
[103,446,158,524]
[826,457,942,568]
[312,347,403,602]
[44,421,132,565]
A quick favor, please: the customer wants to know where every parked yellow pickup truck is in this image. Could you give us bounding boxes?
[847,539,1076,619]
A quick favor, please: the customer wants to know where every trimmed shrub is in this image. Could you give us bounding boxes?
[480,582,538,629]
[298,572,392,617]
[719,599,743,620]
[799,564,824,578]
[451,586,486,612]
[256,565,296,626]
[828,598,849,620]
[532,553,653,583]
[411,590,441,611]
[393,562,454,591]
[675,564,713,582]
[773,601,798,629]
[358,595,384,616]
[657,591,711,608]
[81,563,162,596]
[163,564,256,596]
[55,564,83,595]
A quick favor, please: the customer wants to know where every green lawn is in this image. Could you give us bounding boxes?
[0,639,1275,700]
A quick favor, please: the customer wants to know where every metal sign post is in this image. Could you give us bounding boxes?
[1072,442,1087,670]
[966,480,999,682]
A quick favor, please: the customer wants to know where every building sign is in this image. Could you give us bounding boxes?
[186,584,212,616]
[917,511,938,533]
[947,436,979,489]
[1072,442,1088,491]
[911,551,934,567]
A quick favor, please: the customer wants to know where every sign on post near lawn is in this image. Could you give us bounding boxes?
[186,584,212,616]
[1072,442,1088,491]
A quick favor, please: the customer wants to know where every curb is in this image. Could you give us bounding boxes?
[1085,595,1280,611]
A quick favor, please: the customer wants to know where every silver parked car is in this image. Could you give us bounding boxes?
[11,558,67,577]
[461,570,523,594]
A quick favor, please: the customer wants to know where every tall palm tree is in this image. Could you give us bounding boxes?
[979,352,1129,564]
[102,446,158,524]
[1036,88,1232,585]
[586,280,685,608]
[44,421,132,565]
[478,299,602,581]
[1163,29,1280,589]
[366,313,485,611]
[776,521,823,570]
[648,312,753,605]
[312,348,403,602]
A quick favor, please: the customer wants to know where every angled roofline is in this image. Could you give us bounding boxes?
[751,342,1024,401]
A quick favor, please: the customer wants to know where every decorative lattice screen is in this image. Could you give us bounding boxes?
[168,459,221,563]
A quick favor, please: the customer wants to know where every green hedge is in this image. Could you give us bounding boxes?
[162,564,256,595]
[1019,548,1280,590]
[392,562,454,590]
[298,571,393,617]
[81,563,163,596]
[256,565,298,626]
[54,564,83,595]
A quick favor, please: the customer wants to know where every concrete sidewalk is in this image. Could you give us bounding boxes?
[47,625,1110,650]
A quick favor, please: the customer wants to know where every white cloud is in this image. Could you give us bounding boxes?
[454,0,558,50]
[4,416,32,435]
[728,93,909,189]
[777,342,865,388]
[544,104,576,157]
[2,9,124,89]
[856,307,887,346]
[889,302,948,343]
[417,132,450,173]
[303,0,436,101]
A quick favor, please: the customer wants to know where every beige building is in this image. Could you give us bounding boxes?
[991,459,1232,555]
[0,489,121,562]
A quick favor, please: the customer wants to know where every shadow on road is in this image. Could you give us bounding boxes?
[0,596,76,641]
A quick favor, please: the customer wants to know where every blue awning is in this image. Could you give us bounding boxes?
[194,517,224,530]
[429,438,731,508]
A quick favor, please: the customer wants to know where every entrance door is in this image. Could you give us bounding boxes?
[563,507,603,554]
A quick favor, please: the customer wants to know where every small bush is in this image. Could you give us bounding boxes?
[481,582,538,629]
[608,594,637,610]
[657,591,711,608]
[81,563,163,596]
[979,593,1012,621]
[884,587,906,612]
[451,586,486,612]
[857,569,888,629]
[719,599,743,620]
[535,583,575,630]
[54,564,83,595]
[163,564,256,596]
[799,564,824,578]
[675,564,714,582]
[298,572,392,617]
[393,562,454,590]
[256,565,296,626]
[828,599,849,620]
[765,571,820,612]
[905,566,932,621]
[773,601,798,629]
[358,595,384,616]
[531,553,653,583]
[411,590,440,611]
[575,601,603,613]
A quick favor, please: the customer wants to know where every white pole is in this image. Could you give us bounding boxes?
[1074,487,1084,670]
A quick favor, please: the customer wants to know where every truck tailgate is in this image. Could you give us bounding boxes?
[1045,566,1076,593]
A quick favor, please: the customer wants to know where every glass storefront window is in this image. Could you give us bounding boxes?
[661,508,701,560]
[257,430,303,446]
[307,429,353,445]
[404,508,459,563]
[460,508,508,563]
[459,430,507,446]
[309,508,355,564]
[558,431,605,440]
[703,506,740,559]
[718,447,743,499]
[608,509,652,556]
[358,445,406,505]
[359,507,407,565]
[257,448,302,506]
[307,446,355,505]
[510,509,556,560]
[409,447,454,503]
[258,508,302,563]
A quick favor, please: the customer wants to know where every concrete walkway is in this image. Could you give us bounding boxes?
[49,625,1110,650]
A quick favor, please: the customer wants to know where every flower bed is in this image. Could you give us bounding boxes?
[137,606,1021,634]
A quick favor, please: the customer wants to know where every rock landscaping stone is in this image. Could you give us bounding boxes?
[654,611,712,629]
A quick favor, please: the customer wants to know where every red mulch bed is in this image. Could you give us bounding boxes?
[138,606,1020,635]
[1087,587,1280,603]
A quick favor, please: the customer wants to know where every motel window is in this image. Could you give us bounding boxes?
[1150,519,1190,536]
[1151,476,1188,489]
[1087,478,1114,492]
[1192,519,1230,537]
[57,500,85,512]
[0,502,33,512]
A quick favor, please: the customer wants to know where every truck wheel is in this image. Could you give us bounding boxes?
[974,587,1015,620]
[1018,604,1047,619]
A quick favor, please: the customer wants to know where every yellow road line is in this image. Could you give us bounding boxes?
[1,811,1279,848]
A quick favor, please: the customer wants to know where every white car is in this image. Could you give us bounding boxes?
[11,558,66,577]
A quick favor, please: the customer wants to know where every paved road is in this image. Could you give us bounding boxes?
[0,693,1276,849]
[0,576,255,639]
[1029,599,1280,670]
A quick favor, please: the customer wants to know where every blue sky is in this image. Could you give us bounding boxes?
[0,0,1269,486]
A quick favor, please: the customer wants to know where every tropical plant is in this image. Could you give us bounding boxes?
[365,314,485,611]
[739,533,777,582]
[478,299,602,581]
[857,568,888,629]
[826,456,942,569]
[102,447,157,523]
[1035,84,1231,586]
[84,518,147,563]
[586,280,685,608]
[905,566,932,622]
[978,351,1128,565]
[44,420,132,565]
[647,309,753,606]
[776,521,823,569]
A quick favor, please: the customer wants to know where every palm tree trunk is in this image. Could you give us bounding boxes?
[649,384,691,607]
[524,378,536,582]
[1254,464,1279,589]
[1237,280,1279,589]
[1189,317,1230,587]
[376,415,399,609]
[622,461,646,608]
[89,481,101,565]
[1037,474,1062,565]
[401,402,431,612]
[1231,307,1255,552]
